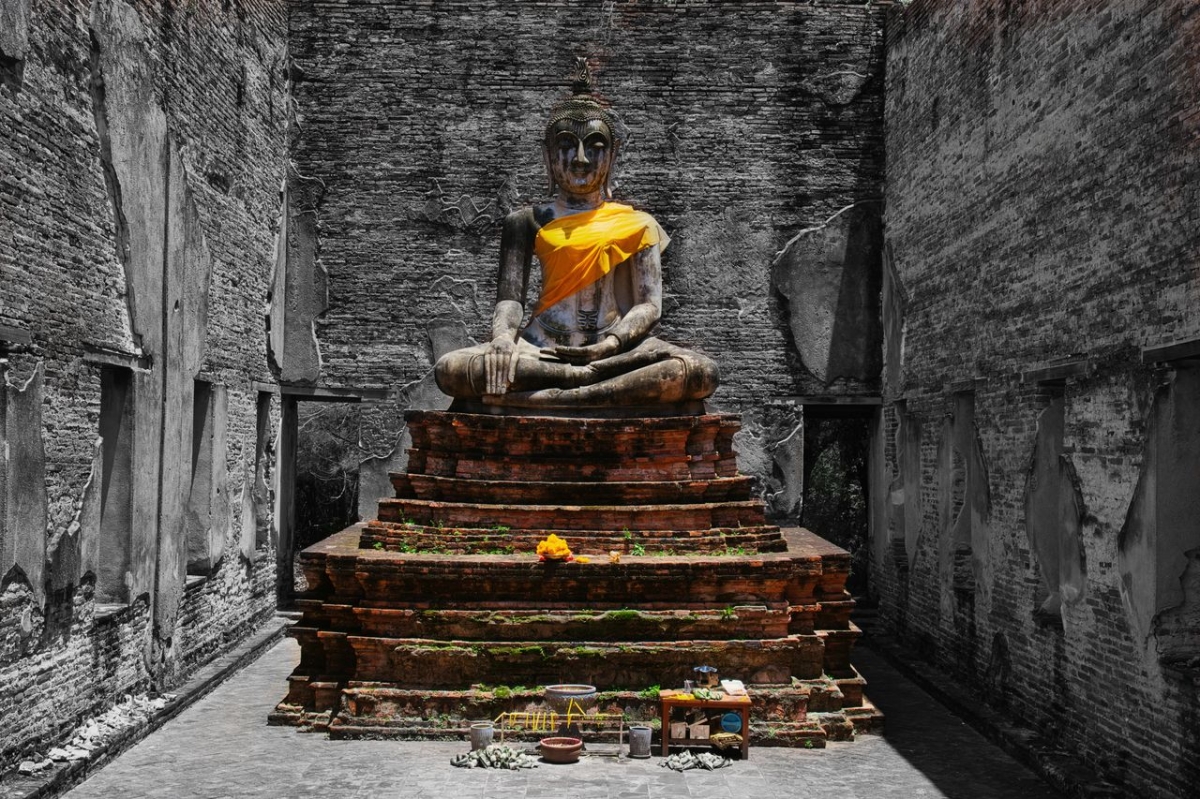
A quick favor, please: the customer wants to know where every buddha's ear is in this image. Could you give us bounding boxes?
[543,148,555,197]
[604,142,619,199]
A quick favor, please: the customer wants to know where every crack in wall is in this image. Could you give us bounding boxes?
[770,200,884,385]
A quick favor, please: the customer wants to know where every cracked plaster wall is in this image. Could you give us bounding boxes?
[771,201,883,386]
[1119,367,1200,664]
[287,1,887,519]
[0,0,287,771]
[875,2,1200,797]
[1024,395,1086,620]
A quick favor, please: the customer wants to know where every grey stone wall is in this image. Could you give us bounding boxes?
[284,0,889,518]
[875,3,1200,797]
[0,0,286,770]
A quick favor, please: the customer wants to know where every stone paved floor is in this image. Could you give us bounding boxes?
[63,637,1062,799]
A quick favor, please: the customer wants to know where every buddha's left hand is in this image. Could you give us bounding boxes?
[542,334,621,365]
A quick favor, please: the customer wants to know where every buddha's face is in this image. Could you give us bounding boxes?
[546,118,614,198]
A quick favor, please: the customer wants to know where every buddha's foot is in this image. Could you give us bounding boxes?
[482,387,570,407]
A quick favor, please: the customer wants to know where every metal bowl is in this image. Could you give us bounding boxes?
[543,684,598,713]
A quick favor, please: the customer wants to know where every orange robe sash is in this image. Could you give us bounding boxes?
[533,202,669,315]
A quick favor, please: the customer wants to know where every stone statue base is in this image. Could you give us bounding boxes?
[270,410,881,745]
[448,398,709,419]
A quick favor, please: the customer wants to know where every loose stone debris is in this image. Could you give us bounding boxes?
[17,693,172,775]
[660,751,732,771]
[450,744,540,770]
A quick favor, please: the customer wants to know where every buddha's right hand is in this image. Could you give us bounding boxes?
[484,337,519,395]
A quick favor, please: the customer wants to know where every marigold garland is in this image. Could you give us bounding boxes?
[536,534,573,562]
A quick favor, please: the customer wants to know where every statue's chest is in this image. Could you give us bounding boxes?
[524,272,620,347]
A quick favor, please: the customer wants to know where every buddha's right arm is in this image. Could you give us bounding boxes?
[493,209,536,338]
[490,300,524,342]
[482,210,535,393]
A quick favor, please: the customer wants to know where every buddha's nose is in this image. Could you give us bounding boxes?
[572,140,590,166]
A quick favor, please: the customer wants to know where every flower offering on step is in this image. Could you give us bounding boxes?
[536,534,573,561]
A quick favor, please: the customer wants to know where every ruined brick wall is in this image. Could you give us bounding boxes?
[0,0,286,770]
[875,2,1200,797]
[285,0,889,519]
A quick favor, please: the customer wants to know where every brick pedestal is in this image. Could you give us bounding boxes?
[270,410,881,746]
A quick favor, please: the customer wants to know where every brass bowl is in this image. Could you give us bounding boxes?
[543,684,597,713]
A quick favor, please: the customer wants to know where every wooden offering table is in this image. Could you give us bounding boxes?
[659,690,751,760]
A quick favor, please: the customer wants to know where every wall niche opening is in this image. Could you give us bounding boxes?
[801,405,872,597]
[97,366,134,606]
[252,391,274,551]
[186,380,228,577]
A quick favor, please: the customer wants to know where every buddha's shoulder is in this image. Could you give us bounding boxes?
[500,207,542,240]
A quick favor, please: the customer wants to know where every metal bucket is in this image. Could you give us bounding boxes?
[628,725,652,759]
[469,721,494,751]
[694,665,719,688]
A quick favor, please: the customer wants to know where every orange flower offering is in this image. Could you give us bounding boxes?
[574,556,591,564]
[536,534,573,561]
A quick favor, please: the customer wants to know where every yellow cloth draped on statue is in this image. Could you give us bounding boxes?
[533,202,670,314]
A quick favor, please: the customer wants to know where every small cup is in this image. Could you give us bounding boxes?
[683,680,694,691]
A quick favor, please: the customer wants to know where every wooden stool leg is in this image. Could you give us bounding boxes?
[661,699,670,756]
[741,708,749,760]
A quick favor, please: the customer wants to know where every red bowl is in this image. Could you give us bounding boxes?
[539,736,583,764]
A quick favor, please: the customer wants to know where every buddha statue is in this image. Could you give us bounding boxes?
[434,63,718,410]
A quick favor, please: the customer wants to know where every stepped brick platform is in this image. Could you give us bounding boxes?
[271,411,880,747]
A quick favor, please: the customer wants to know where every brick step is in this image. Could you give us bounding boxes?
[289,611,854,676]
[270,676,877,745]
[296,597,799,613]
[375,498,767,532]
[391,473,755,504]
[302,528,822,606]
[409,449,739,482]
[406,410,740,459]
[340,685,812,724]
[817,624,863,678]
[272,677,848,748]
[291,604,794,642]
[780,528,852,599]
[358,522,786,555]
[342,636,825,688]
[322,716,834,748]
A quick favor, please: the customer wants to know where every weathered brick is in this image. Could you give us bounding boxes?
[876,3,1200,798]
[0,0,286,771]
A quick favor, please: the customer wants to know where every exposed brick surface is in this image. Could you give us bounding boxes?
[875,3,1200,798]
[0,0,286,772]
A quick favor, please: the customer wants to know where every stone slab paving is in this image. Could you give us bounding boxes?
[62,638,1062,799]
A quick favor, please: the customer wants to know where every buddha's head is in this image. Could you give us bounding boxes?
[544,60,620,199]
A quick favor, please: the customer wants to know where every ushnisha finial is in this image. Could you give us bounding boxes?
[570,56,593,96]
